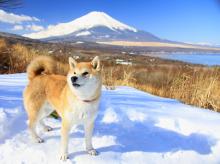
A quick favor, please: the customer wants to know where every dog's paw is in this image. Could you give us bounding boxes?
[44,126,53,132]
[87,149,99,156]
[60,153,69,161]
[35,137,44,143]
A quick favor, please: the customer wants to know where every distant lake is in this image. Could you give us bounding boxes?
[154,53,220,66]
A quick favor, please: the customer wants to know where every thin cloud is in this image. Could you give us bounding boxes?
[26,24,44,31]
[0,9,40,24]
[11,24,44,32]
[12,25,23,30]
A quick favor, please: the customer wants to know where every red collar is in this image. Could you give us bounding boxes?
[81,95,100,103]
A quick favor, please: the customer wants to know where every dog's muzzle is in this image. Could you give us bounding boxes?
[71,76,81,87]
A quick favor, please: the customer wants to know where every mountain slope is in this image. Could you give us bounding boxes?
[0,73,220,163]
[23,11,162,42]
[43,26,162,42]
[0,32,41,44]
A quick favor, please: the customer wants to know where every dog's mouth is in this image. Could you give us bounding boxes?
[72,83,81,87]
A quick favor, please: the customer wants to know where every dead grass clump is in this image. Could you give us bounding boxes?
[0,39,10,73]
[9,43,38,73]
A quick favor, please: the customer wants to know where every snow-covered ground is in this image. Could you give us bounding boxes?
[0,73,220,164]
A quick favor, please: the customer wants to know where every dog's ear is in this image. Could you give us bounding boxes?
[69,57,77,69]
[91,56,100,71]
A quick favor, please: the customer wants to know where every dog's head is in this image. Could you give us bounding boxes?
[67,56,102,99]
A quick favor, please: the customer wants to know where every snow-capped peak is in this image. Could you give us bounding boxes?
[78,11,137,32]
[24,11,137,39]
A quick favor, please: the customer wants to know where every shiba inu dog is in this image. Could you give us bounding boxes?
[23,56,102,161]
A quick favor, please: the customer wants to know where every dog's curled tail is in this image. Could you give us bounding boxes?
[27,56,56,81]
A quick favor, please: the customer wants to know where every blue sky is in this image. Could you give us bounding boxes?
[1,0,220,44]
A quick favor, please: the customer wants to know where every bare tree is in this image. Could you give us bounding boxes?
[0,0,22,9]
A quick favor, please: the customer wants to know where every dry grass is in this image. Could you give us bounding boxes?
[102,64,220,112]
[9,43,38,72]
[0,39,10,73]
[1,38,220,112]
[0,39,38,73]
[0,39,67,74]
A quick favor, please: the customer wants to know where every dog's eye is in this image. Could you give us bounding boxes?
[82,72,89,76]
[74,72,76,74]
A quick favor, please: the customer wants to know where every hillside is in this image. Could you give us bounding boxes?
[0,32,42,45]
[1,32,220,54]
[0,73,220,163]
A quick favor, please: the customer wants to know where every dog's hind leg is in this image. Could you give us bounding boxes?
[24,98,46,143]
[27,101,54,142]
[38,101,54,132]
[28,113,44,143]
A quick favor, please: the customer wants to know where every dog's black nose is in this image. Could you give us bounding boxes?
[71,76,78,83]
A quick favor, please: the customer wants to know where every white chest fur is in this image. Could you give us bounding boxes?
[65,100,99,125]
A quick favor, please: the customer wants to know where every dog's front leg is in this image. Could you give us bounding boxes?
[84,120,98,155]
[60,120,71,161]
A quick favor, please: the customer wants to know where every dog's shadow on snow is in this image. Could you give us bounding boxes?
[95,120,216,155]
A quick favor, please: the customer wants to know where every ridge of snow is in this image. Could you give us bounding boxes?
[23,11,137,39]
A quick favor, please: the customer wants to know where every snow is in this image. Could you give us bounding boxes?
[75,42,84,44]
[76,31,91,37]
[116,59,132,65]
[23,11,137,39]
[1,73,220,163]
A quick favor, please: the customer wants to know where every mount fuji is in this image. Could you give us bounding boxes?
[23,11,163,42]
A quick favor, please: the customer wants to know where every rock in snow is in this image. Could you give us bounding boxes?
[0,73,220,164]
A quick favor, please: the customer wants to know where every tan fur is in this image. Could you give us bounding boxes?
[27,56,69,80]
[23,55,102,160]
